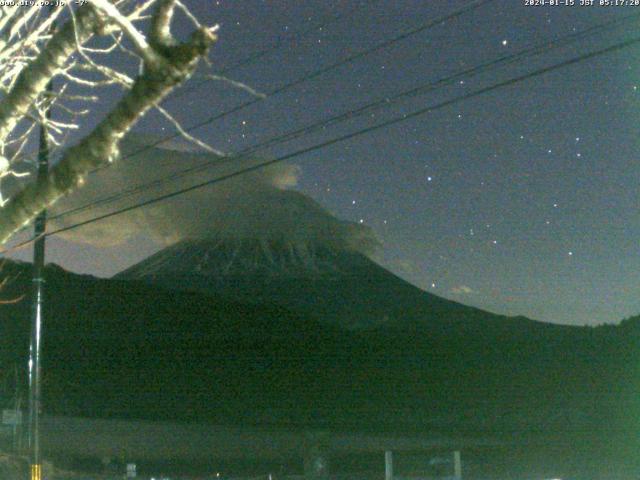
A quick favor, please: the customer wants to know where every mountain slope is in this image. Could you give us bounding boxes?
[115,239,534,331]
[110,239,640,437]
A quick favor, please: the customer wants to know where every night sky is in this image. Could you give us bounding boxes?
[8,0,640,326]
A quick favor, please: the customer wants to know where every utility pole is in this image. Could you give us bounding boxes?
[27,74,52,480]
[27,11,56,480]
[453,450,462,479]
[385,450,393,480]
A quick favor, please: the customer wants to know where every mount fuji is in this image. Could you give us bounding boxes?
[115,237,519,331]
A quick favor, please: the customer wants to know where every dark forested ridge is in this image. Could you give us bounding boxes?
[0,258,637,443]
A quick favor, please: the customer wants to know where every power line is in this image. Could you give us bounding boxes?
[168,0,382,102]
[35,34,640,244]
[5,0,490,177]
[0,0,494,245]
[49,11,640,223]
[14,0,503,226]
[4,0,381,175]
[82,0,495,174]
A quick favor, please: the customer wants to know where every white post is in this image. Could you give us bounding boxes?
[385,450,393,480]
[453,450,462,479]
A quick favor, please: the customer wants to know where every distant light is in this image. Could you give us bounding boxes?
[502,39,508,46]
[427,176,432,182]
[431,283,436,288]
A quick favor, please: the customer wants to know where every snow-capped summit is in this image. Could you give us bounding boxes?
[116,237,373,278]
[115,232,496,331]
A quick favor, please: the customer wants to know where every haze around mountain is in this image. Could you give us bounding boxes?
[50,135,378,257]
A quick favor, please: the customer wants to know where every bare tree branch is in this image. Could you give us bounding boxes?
[89,0,159,65]
[150,0,176,47]
[155,103,227,156]
[200,73,266,99]
[0,8,218,243]
[0,5,99,146]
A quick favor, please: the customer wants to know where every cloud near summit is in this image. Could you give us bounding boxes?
[51,135,379,255]
[451,285,477,295]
